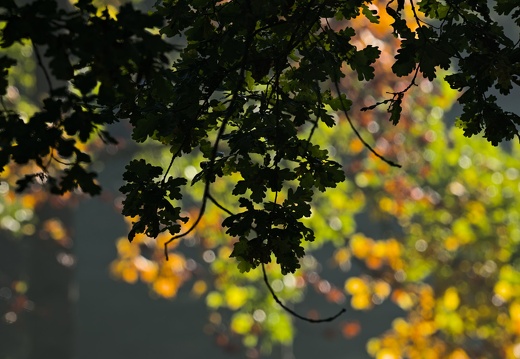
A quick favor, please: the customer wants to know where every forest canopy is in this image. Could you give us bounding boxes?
[0,0,519,274]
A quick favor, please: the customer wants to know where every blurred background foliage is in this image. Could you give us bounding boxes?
[1,0,519,358]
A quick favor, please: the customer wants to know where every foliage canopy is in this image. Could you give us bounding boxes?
[0,0,519,275]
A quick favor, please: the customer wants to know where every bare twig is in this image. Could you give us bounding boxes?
[361,65,419,112]
[161,145,183,185]
[262,264,346,323]
[33,43,54,93]
[408,0,438,29]
[332,79,401,168]
[207,193,233,215]
[390,65,420,96]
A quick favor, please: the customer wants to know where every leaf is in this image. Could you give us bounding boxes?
[0,56,16,95]
[361,4,380,24]
[388,97,403,125]
[350,46,381,81]
[392,42,418,77]
[236,257,253,273]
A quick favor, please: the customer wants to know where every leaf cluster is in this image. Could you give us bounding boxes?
[388,0,520,144]
[1,0,173,194]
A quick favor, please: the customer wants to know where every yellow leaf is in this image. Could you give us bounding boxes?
[43,218,67,241]
[96,4,118,19]
[379,197,394,213]
[206,291,223,309]
[494,281,513,301]
[218,246,232,259]
[443,287,460,311]
[373,280,391,299]
[449,349,469,359]
[416,321,437,337]
[345,277,368,295]
[225,286,249,310]
[163,253,186,273]
[392,318,409,336]
[334,248,351,265]
[230,313,254,335]
[349,138,365,154]
[510,301,520,320]
[375,348,400,359]
[121,265,138,284]
[351,293,372,310]
[392,289,414,310]
[137,259,158,283]
[191,280,207,297]
[153,276,180,298]
[14,281,28,294]
[350,234,373,259]
[21,194,36,209]
[366,338,381,356]
[385,239,401,258]
[116,238,139,258]
[444,236,460,251]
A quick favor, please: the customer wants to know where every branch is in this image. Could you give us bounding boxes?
[262,264,346,323]
[408,0,438,29]
[207,195,346,323]
[0,97,10,114]
[161,144,183,185]
[304,81,323,151]
[164,24,257,258]
[32,43,54,93]
[332,79,401,168]
[389,65,420,96]
[163,123,227,259]
[312,20,400,168]
[361,65,419,113]
[207,193,233,215]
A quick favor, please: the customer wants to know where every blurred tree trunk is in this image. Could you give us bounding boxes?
[27,203,75,359]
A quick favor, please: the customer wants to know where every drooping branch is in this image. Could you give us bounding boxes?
[332,78,402,168]
[163,24,256,258]
[360,65,419,112]
[32,43,54,93]
[206,192,347,323]
[262,264,346,323]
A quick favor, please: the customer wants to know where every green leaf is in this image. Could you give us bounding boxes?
[361,4,380,24]
[350,46,380,81]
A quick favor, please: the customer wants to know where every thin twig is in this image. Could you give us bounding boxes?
[161,145,183,185]
[50,152,73,166]
[262,264,346,323]
[163,123,227,259]
[0,97,11,114]
[361,65,419,112]
[389,65,420,96]
[313,20,400,168]
[332,78,401,168]
[207,193,233,215]
[164,23,256,258]
[207,196,346,324]
[33,43,54,93]
[304,81,322,151]
[408,0,438,29]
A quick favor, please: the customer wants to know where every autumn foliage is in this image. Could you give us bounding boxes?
[2,0,520,358]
